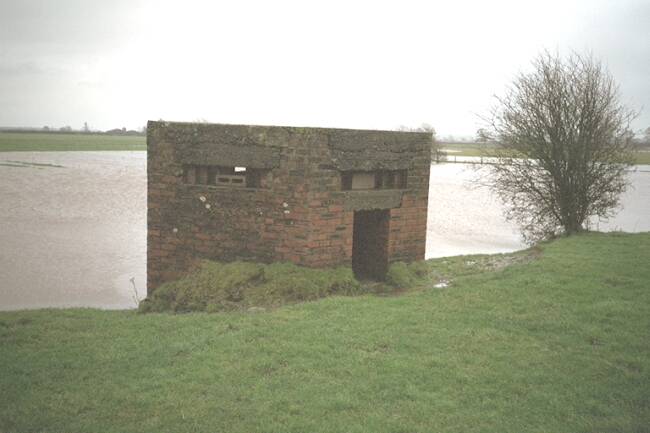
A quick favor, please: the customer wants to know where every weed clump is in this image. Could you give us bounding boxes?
[141,249,539,313]
[385,261,431,288]
[139,261,361,313]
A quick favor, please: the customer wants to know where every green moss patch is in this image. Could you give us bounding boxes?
[141,248,542,313]
[140,261,363,313]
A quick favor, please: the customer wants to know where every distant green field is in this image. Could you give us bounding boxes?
[0,132,146,152]
[3,133,648,163]
[440,143,494,158]
[441,142,650,164]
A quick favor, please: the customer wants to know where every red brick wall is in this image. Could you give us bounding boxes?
[147,121,431,292]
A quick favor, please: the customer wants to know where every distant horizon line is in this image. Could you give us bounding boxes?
[0,124,479,140]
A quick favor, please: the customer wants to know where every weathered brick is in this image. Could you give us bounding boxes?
[147,120,430,292]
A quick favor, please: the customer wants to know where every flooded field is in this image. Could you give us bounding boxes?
[0,152,648,310]
[426,162,650,258]
[0,152,146,310]
[426,163,524,258]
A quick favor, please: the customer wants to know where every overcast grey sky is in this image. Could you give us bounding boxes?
[1,0,648,136]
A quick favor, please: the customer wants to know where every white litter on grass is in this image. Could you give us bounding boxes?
[434,280,449,289]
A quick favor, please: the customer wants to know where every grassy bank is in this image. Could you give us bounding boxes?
[1,232,649,432]
[442,142,650,164]
[0,132,146,151]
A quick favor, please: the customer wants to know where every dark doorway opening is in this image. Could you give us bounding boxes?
[352,209,390,280]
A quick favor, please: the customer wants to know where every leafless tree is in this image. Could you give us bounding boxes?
[642,127,650,148]
[475,128,493,144]
[483,51,637,243]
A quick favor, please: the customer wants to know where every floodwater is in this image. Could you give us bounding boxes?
[0,152,146,310]
[426,163,524,258]
[0,152,648,310]
[426,161,650,258]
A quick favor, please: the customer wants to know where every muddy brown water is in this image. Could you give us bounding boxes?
[0,152,145,310]
[0,152,648,310]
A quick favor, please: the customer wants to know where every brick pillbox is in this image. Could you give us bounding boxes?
[147,121,431,292]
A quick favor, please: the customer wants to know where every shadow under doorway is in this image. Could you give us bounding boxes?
[352,209,390,280]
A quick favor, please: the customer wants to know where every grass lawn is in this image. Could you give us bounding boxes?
[1,232,649,432]
[0,132,146,151]
[441,142,650,165]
